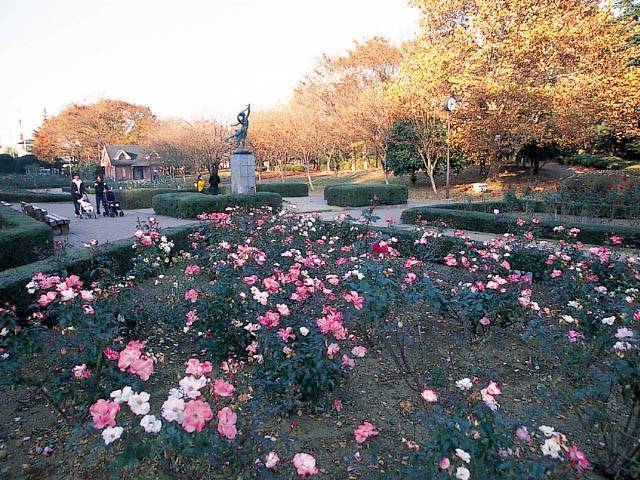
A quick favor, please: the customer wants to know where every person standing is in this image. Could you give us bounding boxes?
[70,173,86,217]
[196,174,206,193]
[94,175,105,215]
[209,170,220,195]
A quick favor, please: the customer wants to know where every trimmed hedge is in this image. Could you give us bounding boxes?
[257,182,309,197]
[0,191,72,203]
[0,224,197,310]
[0,206,53,271]
[152,192,283,218]
[0,175,69,190]
[562,154,638,170]
[401,204,640,247]
[324,183,408,207]
[117,188,194,209]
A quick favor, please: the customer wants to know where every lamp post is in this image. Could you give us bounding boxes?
[443,97,456,200]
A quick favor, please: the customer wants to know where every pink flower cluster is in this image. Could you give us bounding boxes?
[114,340,154,381]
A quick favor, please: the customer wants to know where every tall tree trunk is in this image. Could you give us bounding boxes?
[304,154,315,191]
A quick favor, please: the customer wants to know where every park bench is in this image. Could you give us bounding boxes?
[20,201,71,235]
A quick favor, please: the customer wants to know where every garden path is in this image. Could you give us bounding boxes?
[11,202,198,250]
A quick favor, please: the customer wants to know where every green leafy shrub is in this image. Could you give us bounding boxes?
[401,204,640,247]
[564,154,637,170]
[256,182,308,197]
[324,183,408,207]
[152,192,282,218]
[116,188,194,209]
[0,191,72,203]
[0,174,69,189]
[0,224,197,310]
[0,206,53,271]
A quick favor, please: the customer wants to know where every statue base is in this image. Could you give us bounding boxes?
[230,150,256,194]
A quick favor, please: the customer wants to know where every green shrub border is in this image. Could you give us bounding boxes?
[401,203,640,247]
[152,192,283,219]
[0,191,72,203]
[324,183,408,207]
[0,206,53,271]
[0,224,198,311]
[256,182,309,197]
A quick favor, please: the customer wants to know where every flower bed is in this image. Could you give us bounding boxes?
[401,203,640,247]
[324,183,408,207]
[152,191,282,218]
[0,206,52,270]
[0,210,638,478]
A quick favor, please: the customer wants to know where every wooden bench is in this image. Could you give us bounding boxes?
[20,202,70,235]
[46,213,71,235]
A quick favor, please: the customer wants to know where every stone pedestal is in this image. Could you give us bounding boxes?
[230,150,256,194]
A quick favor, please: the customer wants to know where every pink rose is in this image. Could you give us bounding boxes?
[212,378,236,398]
[439,457,450,470]
[185,358,213,377]
[118,346,142,371]
[292,453,318,477]
[217,407,237,440]
[181,400,213,433]
[89,399,120,429]
[130,356,154,381]
[354,421,379,444]
[265,451,280,469]
[421,388,438,403]
[184,289,199,303]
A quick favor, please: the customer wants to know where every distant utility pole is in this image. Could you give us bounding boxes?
[443,97,456,200]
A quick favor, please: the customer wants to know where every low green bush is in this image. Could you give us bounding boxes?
[0,224,197,310]
[401,204,640,247]
[115,188,193,209]
[0,174,69,190]
[0,206,53,271]
[324,183,408,207]
[0,191,72,203]
[256,182,309,197]
[564,154,637,170]
[152,192,283,218]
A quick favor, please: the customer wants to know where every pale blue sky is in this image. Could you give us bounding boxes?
[0,0,419,147]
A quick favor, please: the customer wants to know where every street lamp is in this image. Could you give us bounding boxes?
[443,97,456,200]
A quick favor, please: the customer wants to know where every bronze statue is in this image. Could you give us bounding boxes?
[225,104,251,150]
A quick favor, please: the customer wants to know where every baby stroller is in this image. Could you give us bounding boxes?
[78,195,97,219]
[103,189,124,217]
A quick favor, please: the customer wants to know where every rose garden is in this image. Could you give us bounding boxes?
[2,1,640,478]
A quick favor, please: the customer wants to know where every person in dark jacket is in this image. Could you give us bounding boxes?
[70,173,86,217]
[209,171,221,195]
[94,175,105,214]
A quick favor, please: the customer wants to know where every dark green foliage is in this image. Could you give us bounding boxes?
[0,174,69,190]
[324,183,408,207]
[0,191,72,203]
[563,154,638,170]
[401,203,640,247]
[0,155,17,174]
[385,120,423,180]
[116,188,194,209]
[0,224,197,310]
[256,182,309,197]
[0,207,53,271]
[152,192,283,218]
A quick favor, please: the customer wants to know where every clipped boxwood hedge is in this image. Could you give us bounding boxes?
[0,175,69,190]
[152,192,283,218]
[0,206,53,271]
[256,182,309,197]
[324,183,408,207]
[0,224,197,310]
[401,204,640,247]
[0,191,72,203]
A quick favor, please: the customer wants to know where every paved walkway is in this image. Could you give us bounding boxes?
[12,202,197,250]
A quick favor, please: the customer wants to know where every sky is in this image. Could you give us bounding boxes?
[0,0,420,148]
